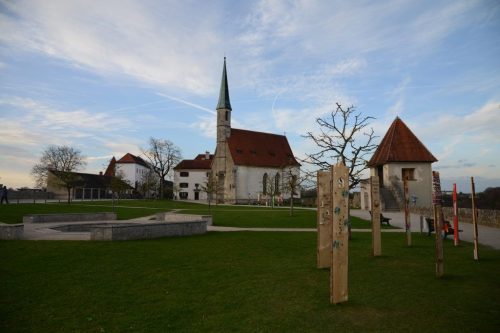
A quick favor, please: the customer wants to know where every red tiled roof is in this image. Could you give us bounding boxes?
[104,156,116,177]
[227,128,300,168]
[116,153,150,168]
[367,117,437,167]
[174,154,214,170]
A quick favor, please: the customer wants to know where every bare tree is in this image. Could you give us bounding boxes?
[201,173,223,213]
[137,169,159,199]
[31,145,86,203]
[280,168,311,216]
[142,138,182,199]
[302,103,377,190]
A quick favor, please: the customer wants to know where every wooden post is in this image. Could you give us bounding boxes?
[330,162,349,304]
[419,215,424,234]
[471,177,479,261]
[432,171,444,278]
[370,176,381,256]
[403,178,411,246]
[452,183,459,246]
[317,171,332,268]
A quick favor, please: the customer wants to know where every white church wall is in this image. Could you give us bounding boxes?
[235,165,301,203]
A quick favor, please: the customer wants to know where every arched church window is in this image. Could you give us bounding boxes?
[263,173,268,195]
[225,110,229,121]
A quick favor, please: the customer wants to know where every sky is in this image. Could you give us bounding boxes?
[0,0,499,192]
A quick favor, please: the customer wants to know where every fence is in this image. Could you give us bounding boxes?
[410,206,500,228]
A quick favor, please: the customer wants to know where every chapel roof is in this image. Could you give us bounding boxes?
[174,154,214,170]
[227,128,301,168]
[116,153,150,168]
[216,57,232,111]
[104,156,116,177]
[367,117,437,167]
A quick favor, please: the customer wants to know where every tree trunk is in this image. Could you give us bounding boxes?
[67,187,71,204]
[289,193,294,216]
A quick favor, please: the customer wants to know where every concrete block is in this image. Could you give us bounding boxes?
[23,212,117,223]
[0,223,24,240]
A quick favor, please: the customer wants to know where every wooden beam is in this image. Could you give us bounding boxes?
[404,178,411,246]
[432,171,444,278]
[471,177,479,261]
[370,176,381,256]
[317,171,332,269]
[330,162,349,304]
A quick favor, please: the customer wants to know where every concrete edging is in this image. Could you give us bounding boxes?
[0,224,24,240]
[23,212,117,224]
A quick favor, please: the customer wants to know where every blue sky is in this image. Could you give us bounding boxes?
[0,0,499,192]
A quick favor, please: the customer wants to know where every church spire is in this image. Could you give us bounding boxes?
[216,57,232,110]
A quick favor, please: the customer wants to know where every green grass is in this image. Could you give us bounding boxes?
[1,232,499,332]
[0,200,387,229]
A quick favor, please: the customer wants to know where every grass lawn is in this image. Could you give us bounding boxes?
[1,232,499,332]
[0,200,386,229]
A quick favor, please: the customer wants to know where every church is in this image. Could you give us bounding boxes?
[174,58,301,204]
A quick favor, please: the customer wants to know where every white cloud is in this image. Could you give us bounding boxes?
[0,0,223,95]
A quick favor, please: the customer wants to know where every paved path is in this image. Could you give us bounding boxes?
[350,210,500,250]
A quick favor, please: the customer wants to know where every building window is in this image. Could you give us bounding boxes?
[180,183,189,188]
[263,173,268,195]
[225,110,229,121]
[402,168,415,180]
[180,172,189,177]
[179,192,188,199]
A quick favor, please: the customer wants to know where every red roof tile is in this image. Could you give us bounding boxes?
[227,128,300,168]
[367,117,437,167]
[116,153,150,168]
[174,154,214,170]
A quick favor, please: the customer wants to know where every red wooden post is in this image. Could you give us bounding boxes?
[452,183,459,246]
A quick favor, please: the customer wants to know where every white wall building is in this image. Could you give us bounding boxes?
[173,153,213,201]
[361,117,437,211]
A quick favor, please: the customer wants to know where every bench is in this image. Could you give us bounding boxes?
[369,211,391,226]
[425,217,462,239]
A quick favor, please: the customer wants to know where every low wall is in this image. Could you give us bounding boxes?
[410,207,500,228]
[156,212,212,226]
[0,224,24,240]
[91,221,207,241]
[23,212,117,224]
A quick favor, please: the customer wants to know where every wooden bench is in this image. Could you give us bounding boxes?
[369,211,391,226]
[425,217,462,239]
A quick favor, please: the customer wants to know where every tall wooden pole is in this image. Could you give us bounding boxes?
[370,175,381,256]
[452,183,459,246]
[403,178,411,246]
[330,162,349,304]
[432,171,444,278]
[471,177,479,261]
[317,171,332,268]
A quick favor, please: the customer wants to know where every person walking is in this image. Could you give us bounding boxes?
[1,185,9,204]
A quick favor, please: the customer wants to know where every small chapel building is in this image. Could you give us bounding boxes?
[360,117,437,211]
[174,58,301,204]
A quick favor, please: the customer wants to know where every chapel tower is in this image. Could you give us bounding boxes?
[213,57,232,202]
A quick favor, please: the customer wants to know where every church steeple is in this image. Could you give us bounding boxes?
[216,57,232,111]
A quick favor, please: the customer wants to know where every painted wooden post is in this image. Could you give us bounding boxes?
[471,177,479,261]
[403,178,411,246]
[370,175,381,256]
[317,171,332,268]
[432,171,444,278]
[452,183,459,246]
[330,162,349,304]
